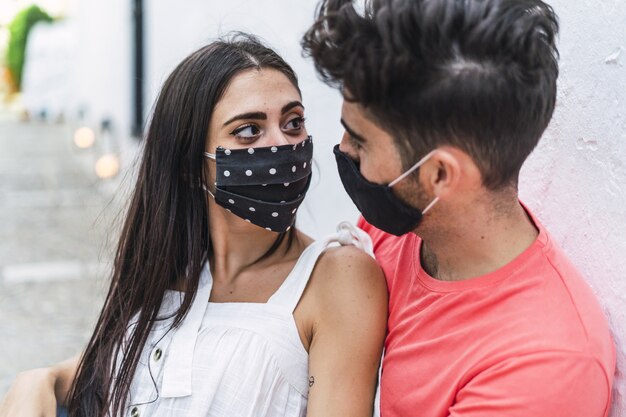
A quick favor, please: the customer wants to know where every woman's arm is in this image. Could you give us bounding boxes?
[304,246,388,417]
[0,354,80,417]
[51,355,81,406]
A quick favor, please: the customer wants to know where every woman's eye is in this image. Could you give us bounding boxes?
[284,116,305,131]
[232,124,261,139]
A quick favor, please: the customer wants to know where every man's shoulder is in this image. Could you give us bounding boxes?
[531,233,615,361]
[357,217,418,289]
[357,216,418,252]
[462,229,615,381]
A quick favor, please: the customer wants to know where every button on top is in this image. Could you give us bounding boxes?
[153,347,162,361]
[130,406,139,417]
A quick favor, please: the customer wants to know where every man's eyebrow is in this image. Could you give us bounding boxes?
[282,101,304,114]
[340,119,367,143]
[223,112,267,127]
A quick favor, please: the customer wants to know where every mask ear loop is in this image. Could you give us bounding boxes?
[201,183,215,198]
[422,196,439,214]
[202,151,217,198]
[388,150,440,214]
[388,150,436,188]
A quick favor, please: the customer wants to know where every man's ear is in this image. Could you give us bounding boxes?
[420,147,465,200]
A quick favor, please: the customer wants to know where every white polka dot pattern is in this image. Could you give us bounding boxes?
[208,136,313,231]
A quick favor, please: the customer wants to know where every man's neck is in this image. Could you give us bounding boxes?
[419,200,539,282]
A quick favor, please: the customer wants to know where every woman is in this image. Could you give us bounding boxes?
[0,34,387,417]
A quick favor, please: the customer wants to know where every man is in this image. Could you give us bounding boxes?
[302,0,616,416]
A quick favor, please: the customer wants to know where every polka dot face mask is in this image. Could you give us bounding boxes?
[203,136,313,232]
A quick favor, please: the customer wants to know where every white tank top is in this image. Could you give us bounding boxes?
[121,223,375,417]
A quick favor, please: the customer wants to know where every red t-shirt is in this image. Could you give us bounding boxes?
[358,209,615,417]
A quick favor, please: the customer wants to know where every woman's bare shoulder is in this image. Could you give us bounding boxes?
[309,245,388,311]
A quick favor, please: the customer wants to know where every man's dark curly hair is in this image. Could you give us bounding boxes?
[302,0,560,190]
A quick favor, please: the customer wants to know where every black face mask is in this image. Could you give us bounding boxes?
[204,136,313,232]
[333,145,438,236]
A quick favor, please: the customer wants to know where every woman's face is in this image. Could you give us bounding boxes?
[205,68,307,198]
[206,68,307,155]
[203,68,308,226]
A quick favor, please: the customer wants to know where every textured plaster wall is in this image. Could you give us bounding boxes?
[143,0,625,414]
[519,1,626,415]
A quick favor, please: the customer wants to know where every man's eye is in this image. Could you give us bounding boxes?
[232,124,261,138]
[284,116,305,131]
[349,135,362,150]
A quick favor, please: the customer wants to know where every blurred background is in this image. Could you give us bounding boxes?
[0,0,624,414]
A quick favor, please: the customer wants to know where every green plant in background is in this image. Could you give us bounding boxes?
[6,4,53,91]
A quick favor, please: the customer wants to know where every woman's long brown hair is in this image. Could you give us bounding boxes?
[66,33,300,417]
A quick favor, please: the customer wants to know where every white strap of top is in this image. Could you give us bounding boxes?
[161,265,213,398]
[268,221,375,312]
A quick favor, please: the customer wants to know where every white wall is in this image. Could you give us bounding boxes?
[67,0,136,168]
[74,0,625,414]
[519,1,626,414]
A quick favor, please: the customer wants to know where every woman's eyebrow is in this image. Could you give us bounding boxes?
[221,101,303,127]
[223,112,267,127]
[281,101,304,114]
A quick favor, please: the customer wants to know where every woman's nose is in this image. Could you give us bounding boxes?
[265,128,293,147]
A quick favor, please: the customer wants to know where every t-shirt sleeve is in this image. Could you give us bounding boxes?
[357,216,392,251]
[356,215,369,232]
[448,351,612,417]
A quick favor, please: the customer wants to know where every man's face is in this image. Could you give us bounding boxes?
[338,100,407,186]
[338,99,436,228]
